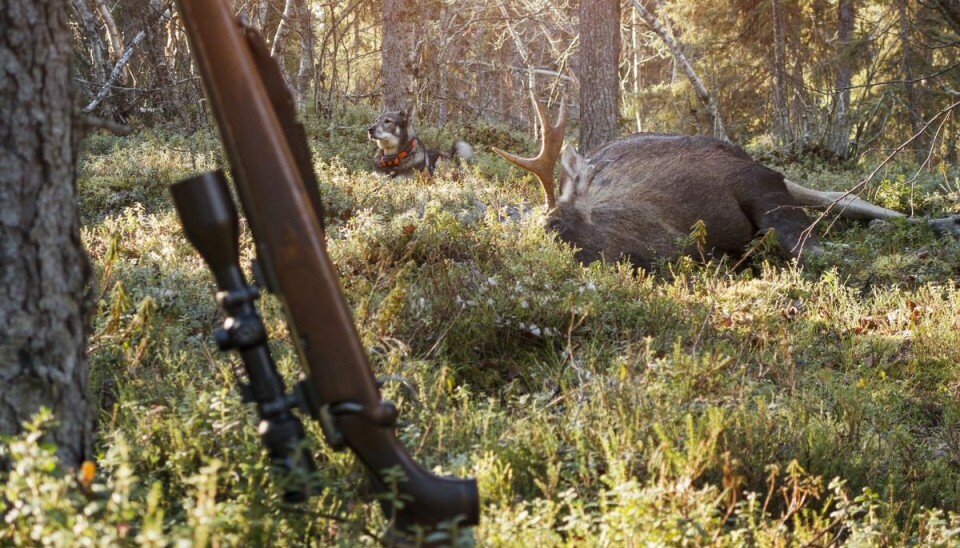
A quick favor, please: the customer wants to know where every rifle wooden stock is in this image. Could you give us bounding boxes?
[172,0,478,533]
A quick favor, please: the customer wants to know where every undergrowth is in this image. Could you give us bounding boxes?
[4,107,960,545]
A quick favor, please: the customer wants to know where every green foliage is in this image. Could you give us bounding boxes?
[10,123,960,545]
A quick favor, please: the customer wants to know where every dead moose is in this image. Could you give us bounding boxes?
[493,99,960,269]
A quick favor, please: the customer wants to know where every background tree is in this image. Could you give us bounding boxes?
[1,0,94,467]
[294,0,316,109]
[381,0,417,109]
[827,0,855,160]
[63,0,960,165]
[632,0,730,142]
[897,0,927,161]
[771,0,794,149]
[579,0,622,153]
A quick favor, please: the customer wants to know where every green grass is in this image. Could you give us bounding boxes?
[5,108,960,545]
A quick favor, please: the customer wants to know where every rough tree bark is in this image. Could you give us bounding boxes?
[0,0,94,466]
[381,0,417,109]
[827,0,854,160]
[631,0,730,142]
[579,0,621,153]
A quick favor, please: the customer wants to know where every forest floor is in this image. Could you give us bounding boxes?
[5,107,960,545]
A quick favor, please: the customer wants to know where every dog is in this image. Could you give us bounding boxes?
[368,108,473,178]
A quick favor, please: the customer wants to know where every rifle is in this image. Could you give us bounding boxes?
[167,0,479,539]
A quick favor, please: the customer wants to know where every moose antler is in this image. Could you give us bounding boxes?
[493,95,567,210]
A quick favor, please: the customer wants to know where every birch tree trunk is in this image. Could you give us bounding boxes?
[254,0,269,31]
[93,0,128,85]
[94,0,123,61]
[70,0,109,95]
[579,0,621,153]
[631,7,642,132]
[631,0,729,143]
[295,0,315,109]
[270,0,296,61]
[1,0,94,467]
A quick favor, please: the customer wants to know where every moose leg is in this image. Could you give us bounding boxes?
[784,179,960,236]
[783,179,904,221]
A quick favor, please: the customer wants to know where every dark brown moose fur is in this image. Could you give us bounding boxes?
[551,133,814,269]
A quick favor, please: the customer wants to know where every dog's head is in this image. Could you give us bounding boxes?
[368,108,415,155]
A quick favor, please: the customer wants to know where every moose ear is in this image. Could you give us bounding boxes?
[559,145,587,199]
[560,145,582,174]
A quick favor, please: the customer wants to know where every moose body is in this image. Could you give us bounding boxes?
[551,132,812,268]
[494,99,960,268]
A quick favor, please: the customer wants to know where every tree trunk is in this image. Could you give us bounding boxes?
[146,0,180,117]
[0,0,94,467]
[69,0,109,98]
[496,0,537,135]
[270,0,296,60]
[631,7,642,132]
[437,2,450,125]
[93,0,127,85]
[897,0,926,162]
[771,0,793,149]
[828,0,854,160]
[381,0,417,109]
[252,0,269,31]
[631,0,730,143]
[94,0,123,60]
[791,56,810,149]
[579,0,621,153]
[295,0,315,109]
